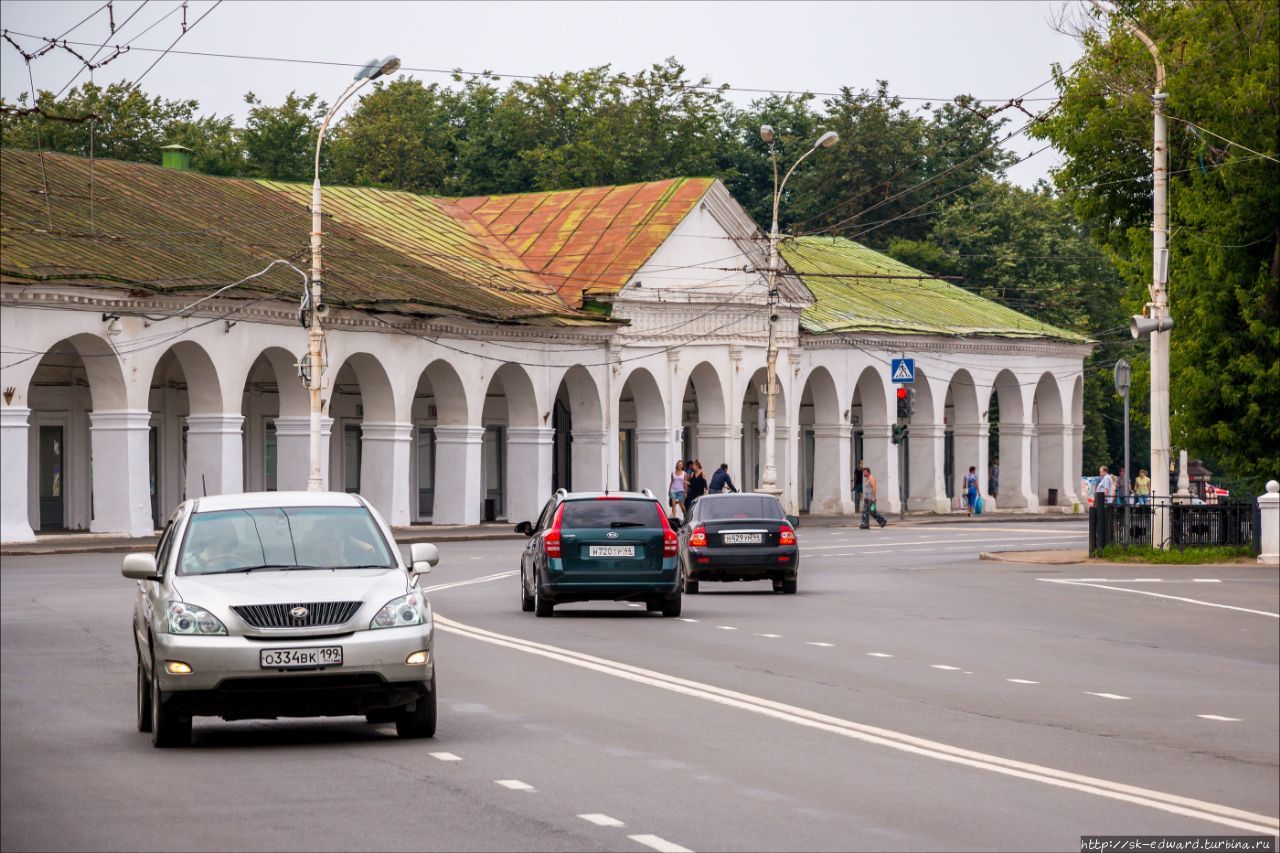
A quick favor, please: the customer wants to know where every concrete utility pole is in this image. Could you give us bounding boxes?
[305,55,400,491]
[758,126,838,497]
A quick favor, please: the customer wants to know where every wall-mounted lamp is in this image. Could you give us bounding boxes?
[102,313,123,336]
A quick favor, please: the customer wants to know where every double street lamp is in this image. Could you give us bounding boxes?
[305,55,401,491]
[757,125,838,497]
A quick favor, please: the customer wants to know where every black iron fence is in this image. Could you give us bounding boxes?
[1088,499,1256,555]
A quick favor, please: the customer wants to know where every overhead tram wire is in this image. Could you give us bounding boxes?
[53,0,153,98]
[131,0,222,86]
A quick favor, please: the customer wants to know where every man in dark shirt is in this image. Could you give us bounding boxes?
[684,461,708,511]
[708,463,738,494]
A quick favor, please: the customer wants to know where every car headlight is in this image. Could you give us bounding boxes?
[371,592,429,629]
[165,602,227,635]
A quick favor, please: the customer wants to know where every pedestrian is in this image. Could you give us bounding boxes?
[853,460,864,513]
[1134,469,1151,505]
[1097,466,1114,505]
[859,466,887,529]
[668,460,686,517]
[684,460,708,511]
[1116,466,1130,505]
[963,466,979,517]
[988,458,1000,500]
[709,462,737,494]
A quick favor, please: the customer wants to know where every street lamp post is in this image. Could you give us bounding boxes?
[305,55,400,491]
[758,126,838,498]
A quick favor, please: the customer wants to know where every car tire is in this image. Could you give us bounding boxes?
[136,654,153,734]
[150,664,191,748]
[660,592,682,618]
[782,578,798,595]
[520,567,535,613]
[772,578,784,593]
[534,580,554,617]
[684,579,699,594]
[395,675,437,739]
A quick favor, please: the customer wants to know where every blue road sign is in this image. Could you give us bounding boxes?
[891,358,915,384]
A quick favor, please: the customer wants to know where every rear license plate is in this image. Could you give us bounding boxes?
[588,545,635,557]
[260,646,343,669]
[722,533,763,545]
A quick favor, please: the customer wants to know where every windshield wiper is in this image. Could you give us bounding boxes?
[342,564,395,570]
[213,564,323,574]
[610,521,646,528]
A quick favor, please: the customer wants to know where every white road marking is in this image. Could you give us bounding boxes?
[1193,579,1223,583]
[628,834,693,853]
[1085,692,1131,701]
[436,615,1279,836]
[756,633,782,638]
[677,618,699,623]
[579,813,625,827]
[806,642,835,647]
[866,652,894,658]
[1039,579,1279,619]
[1007,679,1041,685]
[1061,578,1223,584]
[716,626,737,631]
[1197,715,1242,722]
[930,664,962,671]
[495,779,535,791]
[429,752,462,761]
[422,571,518,594]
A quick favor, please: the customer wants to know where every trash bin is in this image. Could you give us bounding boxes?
[484,498,496,521]
[1047,488,1059,506]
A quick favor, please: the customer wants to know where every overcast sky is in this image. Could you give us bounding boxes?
[1,1,1083,186]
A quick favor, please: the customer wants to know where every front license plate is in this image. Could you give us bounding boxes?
[260,646,343,669]
[722,533,763,545]
[588,545,635,557]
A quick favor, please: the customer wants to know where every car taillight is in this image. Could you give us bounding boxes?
[657,503,678,557]
[544,505,564,558]
[779,525,796,546]
[689,526,707,547]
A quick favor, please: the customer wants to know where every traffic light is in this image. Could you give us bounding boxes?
[896,386,914,420]
[892,424,908,445]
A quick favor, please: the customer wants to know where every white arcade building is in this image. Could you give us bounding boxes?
[0,148,1091,542]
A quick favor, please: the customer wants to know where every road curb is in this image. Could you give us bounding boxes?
[979,550,1090,565]
[0,531,523,557]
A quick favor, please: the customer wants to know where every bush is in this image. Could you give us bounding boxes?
[1093,544,1254,564]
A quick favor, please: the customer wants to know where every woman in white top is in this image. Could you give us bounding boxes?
[669,460,686,516]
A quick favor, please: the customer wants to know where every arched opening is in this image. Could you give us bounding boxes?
[851,365,896,514]
[739,367,789,497]
[551,366,605,493]
[906,368,945,512]
[617,367,666,496]
[147,341,227,527]
[328,352,395,499]
[240,347,308,493]
[482,363,540,523]
[798,367,847,514]
[945,369,983,508]
[1033,372,1068,507]
[987,369,1028,509]
[679,362,729,466]
[410,360,469,523]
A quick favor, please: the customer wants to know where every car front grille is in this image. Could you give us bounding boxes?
[231,601,363,629]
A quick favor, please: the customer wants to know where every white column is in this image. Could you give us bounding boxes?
[695,422,737,482]
[275,415,332,492]
[634,427,671,500]
[571,429,608,493]
[862,425,900,514]
[1,407,35,542]
[777,425,797,513]
[998,422,1038,511]
[953,424,985,504]
[507,426,554,525]
[1257,481,1279,566]
[1035,422,1076,510]
[184,414,244,499]
[908,423,949,513]
[89,410,154,536]
[433,425,484,525]
[810,423,854,516]
[360,422,413,526]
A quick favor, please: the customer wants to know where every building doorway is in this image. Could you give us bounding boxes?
[38,425,65,530]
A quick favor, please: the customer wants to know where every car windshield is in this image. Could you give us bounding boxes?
[178,506,395,575]
[698,496,785,521]
[561,499,662,528]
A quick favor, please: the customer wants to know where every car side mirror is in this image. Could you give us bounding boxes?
[514,521,533,536]
[409,542,440,576]
[668,517,683,530]
[122,552,159,580]
[786,515,800,529]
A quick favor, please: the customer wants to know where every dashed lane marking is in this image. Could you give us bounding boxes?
[1085,692,1131,701]
[1007,679,1041,685]
[1039,579,1278,619]
[429,752,462,761]
[866,652,894,658]
[579,814,626,827]
[716,626,738,631]
[1198,715,1243,722]
[628,834,694,853]
[422,571,518,594]
[677,618,699,623]
[806,642,835,647]
[495,779,536,791]
[756,633,782,638]
[931,664,962,671]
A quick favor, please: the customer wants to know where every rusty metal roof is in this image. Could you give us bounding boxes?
[0,149,602,326]
[456,178,715,305]
[783,236,1086,342]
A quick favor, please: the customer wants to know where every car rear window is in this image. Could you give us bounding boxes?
[698,496,785,520]
[561,499,663,529]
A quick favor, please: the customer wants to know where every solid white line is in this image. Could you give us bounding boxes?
[1192,579,1223,583]
[1039,579,1279,618]
[866,652,894,658]
[1085,692,1131,701]
[628,834,693,853]
[429,752,462,761]
[626,602,644,607]
[1007,679,1041,685]
[495,779,535,791]
[806,642,835,647]
[757,633,782,638]
[931,664,962,671]
[422,570,518,593]
[435,616,1277,835]
[579,813,625,827]
[802,534,1083,552]
[1197,715,1242,722]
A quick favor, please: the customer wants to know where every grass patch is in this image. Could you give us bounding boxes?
[1093,544,1255,564]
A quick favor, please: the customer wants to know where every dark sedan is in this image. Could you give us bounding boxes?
[677,493,800,594]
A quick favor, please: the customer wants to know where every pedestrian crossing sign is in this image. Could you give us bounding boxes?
[891,358,915,384]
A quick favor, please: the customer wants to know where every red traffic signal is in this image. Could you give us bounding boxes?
[896,387,908,399]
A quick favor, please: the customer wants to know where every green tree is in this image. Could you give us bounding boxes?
[1031,0,1279,490]
[240,91,326,182]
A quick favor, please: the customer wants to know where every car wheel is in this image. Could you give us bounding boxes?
[520,567,535,613]
[772,578,784,593]
[660,592,682,618]
[782,578,798,595]
[534,579,554,617]
[684,579,699,594]
[395,675,437,739]
[136,654,153,734]
[150,664,191,748]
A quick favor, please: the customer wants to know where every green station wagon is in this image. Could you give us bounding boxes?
[515,489,682,617]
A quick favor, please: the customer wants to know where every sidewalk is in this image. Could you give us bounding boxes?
[1,511,1084,557]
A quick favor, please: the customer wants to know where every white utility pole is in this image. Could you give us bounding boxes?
[758,126,838,497]
[305,55,400,491]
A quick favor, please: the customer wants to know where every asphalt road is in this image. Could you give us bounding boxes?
[3,521,1277,852]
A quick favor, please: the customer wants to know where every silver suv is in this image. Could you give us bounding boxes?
[125,491,439,747]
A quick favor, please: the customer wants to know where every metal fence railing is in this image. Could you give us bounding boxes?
[1088,499,1257,555]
